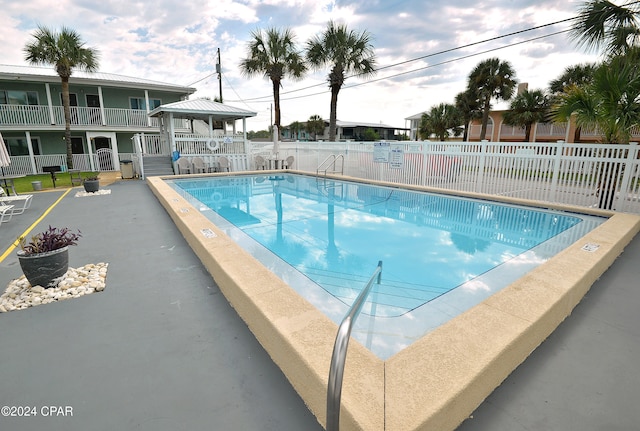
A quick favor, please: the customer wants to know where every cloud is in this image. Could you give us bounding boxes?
[1,0,599,131]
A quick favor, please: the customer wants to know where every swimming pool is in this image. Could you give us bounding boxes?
[169,174,604,359]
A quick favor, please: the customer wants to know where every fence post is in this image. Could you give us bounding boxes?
[475,140,488,193]
[419,141,431,186]
[616,142,638,212]
[548,140,564,202]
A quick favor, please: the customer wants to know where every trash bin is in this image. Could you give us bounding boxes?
[31,181,42,191]
[120,160,134,179]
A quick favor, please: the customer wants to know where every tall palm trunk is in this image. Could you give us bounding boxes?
[574,126,582,142]
[61,77,74,169]
[479,96,491,140]
[272,78,281,140]
[329,85,339,142]
[524,124,532,142]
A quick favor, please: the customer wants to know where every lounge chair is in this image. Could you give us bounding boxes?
[0,203,15,223]
[218,156,231,172]
[255,155,266,170]
[192,157,208,174]
[283,155,294,169]
[0,189,33,215]
[176,157,193,174]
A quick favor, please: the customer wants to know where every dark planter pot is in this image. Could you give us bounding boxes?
[83,180,100,193]
[17,246,69,288]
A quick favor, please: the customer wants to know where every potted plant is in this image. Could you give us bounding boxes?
[83,174,100,193]
[17,226,82,288]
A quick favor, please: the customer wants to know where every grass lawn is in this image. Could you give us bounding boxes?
[2,172,99,194]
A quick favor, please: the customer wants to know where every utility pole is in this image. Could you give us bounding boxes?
[216,48,223,103]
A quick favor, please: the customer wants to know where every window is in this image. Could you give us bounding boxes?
[5,137,41,156]
[0,90,39,105]
[130,97,161,110]
[71,137,85,154]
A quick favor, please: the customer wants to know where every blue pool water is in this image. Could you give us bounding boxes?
[169,174,605,358]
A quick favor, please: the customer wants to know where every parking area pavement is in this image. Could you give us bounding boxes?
[0,181,322,431]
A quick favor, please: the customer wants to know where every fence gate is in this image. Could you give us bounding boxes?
[95,148,115,171]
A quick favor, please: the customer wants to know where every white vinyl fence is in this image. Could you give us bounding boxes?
[265,140,640,213]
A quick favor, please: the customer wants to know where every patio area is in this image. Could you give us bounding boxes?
[0,178,638,430]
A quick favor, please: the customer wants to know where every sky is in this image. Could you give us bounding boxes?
[0,0,603,132]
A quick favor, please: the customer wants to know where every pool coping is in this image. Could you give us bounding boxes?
[147,170,640,431]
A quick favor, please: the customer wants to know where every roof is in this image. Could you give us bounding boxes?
[405,112,426,121]
[148,98,257,121]
[334,120,405,130]
[0,64,195,94]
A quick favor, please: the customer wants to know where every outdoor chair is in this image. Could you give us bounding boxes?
[192,157,208,174]
[176,157,193,174]
[284,155,294,169]
[0,203,15,223]
[255,155,266,170]
[218,156,231,172]
[69,169,83,187]
[0,190,33,215]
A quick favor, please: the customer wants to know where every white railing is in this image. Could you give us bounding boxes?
[535,122,568,137]
[139,134,168,155]
[7,138,639,214]
[0,104,188,130]
[0,105,52,124]
[467,124,494,140]
[256,140,640,213]
[499,124,526,138]
[174,133,246,155]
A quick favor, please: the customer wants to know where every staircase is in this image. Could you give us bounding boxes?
[143,155,174,177]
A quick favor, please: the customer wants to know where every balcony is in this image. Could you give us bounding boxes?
[0,104,179,130]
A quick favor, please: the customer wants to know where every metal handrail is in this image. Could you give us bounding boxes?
[326,261,382,431]
[316,154,344,176]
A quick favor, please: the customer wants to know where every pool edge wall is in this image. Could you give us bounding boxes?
[385,211,640,431]
[147,172,640,431]
[147,175,385,431]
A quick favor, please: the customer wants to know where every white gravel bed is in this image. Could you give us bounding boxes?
[75,189,111,197]
[0,263,108,313]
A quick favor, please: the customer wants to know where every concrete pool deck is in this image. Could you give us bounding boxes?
[0,174,639,430]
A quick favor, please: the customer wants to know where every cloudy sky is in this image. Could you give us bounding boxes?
[1,0,602,132]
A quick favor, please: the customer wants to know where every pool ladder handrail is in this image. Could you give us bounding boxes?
[326,260,382,431]
[317,154,344,176]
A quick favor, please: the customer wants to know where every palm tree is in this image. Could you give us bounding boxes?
[306,21,377,142]
[548,63,597,141]
[552,58,640,209]
[570,0,640,57]
[240,28,307,140]
[418,103,463,141]
[548,63,597,94]
[502,89,551,142]
[552,59,640,144]
[24,26,99,169]
[306,114,325,141]
[288,121,303,140]
[467,58,517,141]
[454,88,482,141]
[565,1,640,209]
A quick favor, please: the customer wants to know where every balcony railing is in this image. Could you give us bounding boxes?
[0,104,186,129]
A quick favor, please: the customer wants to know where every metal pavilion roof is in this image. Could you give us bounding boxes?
[148,98,257,121]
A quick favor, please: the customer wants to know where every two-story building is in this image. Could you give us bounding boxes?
[0,64,195,174]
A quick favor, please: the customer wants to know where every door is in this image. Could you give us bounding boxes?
[93,137,114,170]
[86,94,101,125]
[62,93,79,124]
